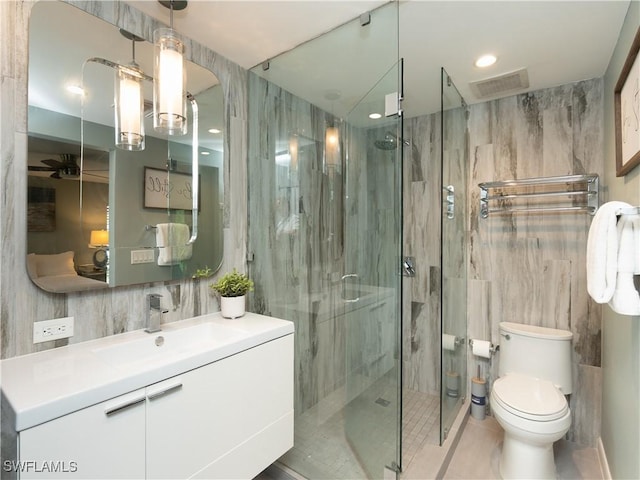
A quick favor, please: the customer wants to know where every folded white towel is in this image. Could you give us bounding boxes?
[156,223,193,266]
[609,273,640,315]
[586,201,632,303]
[633,215,640,274]
[608,213,640,315]
[616,214,637,274]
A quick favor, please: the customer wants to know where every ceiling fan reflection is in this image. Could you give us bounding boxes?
[27,154,106,180]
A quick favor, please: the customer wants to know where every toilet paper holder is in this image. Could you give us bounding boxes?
[468,338,499,355]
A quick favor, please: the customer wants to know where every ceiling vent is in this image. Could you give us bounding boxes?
[469,68,530,99]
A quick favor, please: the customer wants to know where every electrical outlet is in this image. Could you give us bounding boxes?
[33,317,74,343]
[131,249,155,264]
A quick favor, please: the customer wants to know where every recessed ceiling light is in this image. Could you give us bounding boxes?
[208,128,221,134]
[66,84,84,95]
[475,54,497,68]
[200,151,210,156]
[369,113,382,120]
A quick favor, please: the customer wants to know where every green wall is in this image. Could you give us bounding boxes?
[602,2,640,478]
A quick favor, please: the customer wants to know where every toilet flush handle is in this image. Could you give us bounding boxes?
[500,333,511,340]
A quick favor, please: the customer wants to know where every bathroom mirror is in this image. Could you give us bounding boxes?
[27,1,224,292]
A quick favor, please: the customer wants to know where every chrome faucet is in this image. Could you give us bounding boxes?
[145,293,167,333]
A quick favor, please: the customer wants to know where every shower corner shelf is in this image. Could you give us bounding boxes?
[478,173,599,219]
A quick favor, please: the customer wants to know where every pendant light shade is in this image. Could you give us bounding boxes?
[153,27,187,135]
[115,64,145,151]
[289,134,299,171]
[325,125,340,169]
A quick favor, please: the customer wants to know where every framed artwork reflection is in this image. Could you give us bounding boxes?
[615,27,640,177]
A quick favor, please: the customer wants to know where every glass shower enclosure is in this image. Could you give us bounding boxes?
[247,3,402,479]
[440,68,468,442]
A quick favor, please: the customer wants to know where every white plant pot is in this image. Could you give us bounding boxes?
[220,295,246,319]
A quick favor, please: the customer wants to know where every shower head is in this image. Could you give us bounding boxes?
[374,131,410,150]
[374,137,398,150]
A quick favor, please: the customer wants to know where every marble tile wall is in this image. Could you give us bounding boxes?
[402,78,603,447]
[247,72,344,414]
[402,96,468,440]
[402,112,442,397]
[0,0,248,360]
[466,78,604,447]
[247,73,401,416]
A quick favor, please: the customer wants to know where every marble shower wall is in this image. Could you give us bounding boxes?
[247,73,401,416]
[467,78,604,446]
[402,112,442,397]
[402,97,468,402]
[247,72,345,415]
[0,0,248,359]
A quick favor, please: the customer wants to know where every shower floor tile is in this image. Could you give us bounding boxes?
[402,389,440,469]
[278,384,441,479]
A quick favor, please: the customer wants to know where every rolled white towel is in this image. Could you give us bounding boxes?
[586,201,632,303]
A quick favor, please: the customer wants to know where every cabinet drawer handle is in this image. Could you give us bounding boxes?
[147,382,183,401]
[104,396,145,417]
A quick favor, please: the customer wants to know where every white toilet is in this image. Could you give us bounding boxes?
[490,322,573,479]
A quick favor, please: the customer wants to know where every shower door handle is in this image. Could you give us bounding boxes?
[341,273,360,303]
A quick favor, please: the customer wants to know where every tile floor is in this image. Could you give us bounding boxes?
[439,416,605,480]
[276,382,440,479]
[259,410,606,480]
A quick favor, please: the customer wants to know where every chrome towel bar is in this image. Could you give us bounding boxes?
[479,173,599,218]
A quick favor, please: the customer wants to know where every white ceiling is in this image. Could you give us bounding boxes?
[127,0,631,118]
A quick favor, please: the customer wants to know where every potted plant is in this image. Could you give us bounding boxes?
[210,268,254,318]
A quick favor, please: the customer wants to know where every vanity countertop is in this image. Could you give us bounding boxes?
[1,312,294,432]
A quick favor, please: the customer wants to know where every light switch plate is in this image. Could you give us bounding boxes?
[131,249,155,264]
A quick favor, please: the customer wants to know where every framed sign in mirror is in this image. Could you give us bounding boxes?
[615,26,640,177]
[144,167,196,210]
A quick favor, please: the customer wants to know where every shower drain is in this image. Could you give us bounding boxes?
[375,397,391,407]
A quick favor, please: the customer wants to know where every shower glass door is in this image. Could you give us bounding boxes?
[343,60,403,478]
[440,68,468,442]
[246,3,400,478]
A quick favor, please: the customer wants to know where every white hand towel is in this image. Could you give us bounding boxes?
[586,201,632,303]
[633,215,640,274]
[609,273,640,315]
[608,213,640,315]
[156,223,193,266]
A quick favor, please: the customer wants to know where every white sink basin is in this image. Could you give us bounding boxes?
[92,322,246,368]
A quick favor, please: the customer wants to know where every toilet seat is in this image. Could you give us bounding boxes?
[492,373,568,422]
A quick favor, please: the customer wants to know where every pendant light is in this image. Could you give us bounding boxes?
[153,0,188,136]
[324,90,341,172]
[325,125,340,168]
[115,31,145,151]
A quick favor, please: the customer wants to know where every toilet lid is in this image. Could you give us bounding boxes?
[493,374,568,421]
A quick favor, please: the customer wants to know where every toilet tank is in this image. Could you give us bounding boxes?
[498,322,573,394]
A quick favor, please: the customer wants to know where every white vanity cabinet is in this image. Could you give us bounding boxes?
[146,334,294,479]
[3,314,295,480]
[18,389,147,479]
